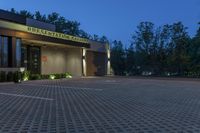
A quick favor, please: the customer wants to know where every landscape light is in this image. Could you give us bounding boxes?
[49,75,55,80]
[23,76,29,81]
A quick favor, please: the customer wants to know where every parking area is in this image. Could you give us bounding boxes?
[0,77,200,133]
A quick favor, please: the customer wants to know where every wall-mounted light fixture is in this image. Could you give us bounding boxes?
[106,44,111,75]
[82,48,87,76]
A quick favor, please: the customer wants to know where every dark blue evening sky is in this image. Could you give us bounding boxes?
[1,0,200,45]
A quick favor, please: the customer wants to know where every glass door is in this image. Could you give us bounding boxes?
[29,47,41,74]
[21,45,28,69]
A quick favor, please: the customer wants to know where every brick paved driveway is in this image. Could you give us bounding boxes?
[0,77,200,133]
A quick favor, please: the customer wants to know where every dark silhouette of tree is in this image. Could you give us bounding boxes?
[167,22,190,75]
[189,22,200,75]
[93,34,100,41]
[155,25,171,74]
[100,36,109,43]
[129,22,192,76]
[79,30,91,39]
[133,22,155,73]
[10,8,16,13]
[19,10,34,19]
[126,44,136,75]
[34,11,47,22]
[111,40,126,75]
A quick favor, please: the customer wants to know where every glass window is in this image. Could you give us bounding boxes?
[21,46,28,68]
[16,38,21,67]
[0,36,2,67]
[1,37,8,67]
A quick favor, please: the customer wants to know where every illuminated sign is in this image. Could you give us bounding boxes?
[0,20,89,44]
[27,27,88,44]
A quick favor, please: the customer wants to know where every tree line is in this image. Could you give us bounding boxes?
[111,22,200,77]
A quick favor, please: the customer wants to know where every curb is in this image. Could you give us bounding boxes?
[0,82,15,85]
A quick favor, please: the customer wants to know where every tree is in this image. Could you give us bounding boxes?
[93,34,100,41]
[55,16,68,33]
[111,40,126,75]
[130,22,191,76]
[10,9,34,19]
[79,30,91,39]
[132,22,155,73]
[47,12,59,23]
[167,22,190,75]
[34,12,81,36]
[155,25,171,74]
[19,10,34,19]
[34,11,47,22]
[65,21,81,36]
[189,22,200,75]
[126,44,136,75]
[10,8,17,14]
[100,36,109,43]
[197,22,200,36]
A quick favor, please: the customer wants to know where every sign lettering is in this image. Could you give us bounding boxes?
[0,20,89,44]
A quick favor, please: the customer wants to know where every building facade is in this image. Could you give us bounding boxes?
[0,9,111,76]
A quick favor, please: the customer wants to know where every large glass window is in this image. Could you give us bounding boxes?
[0,36,22,67]
[0,36,1,67]
[21,45,28,68]
[0,36,8,67]
[16,38,21,67]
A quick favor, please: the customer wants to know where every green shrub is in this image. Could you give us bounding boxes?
[14,72,22,83]
[65,72,72,78]
[60,73,66,78]
[0,71,7,82]
[22,70,31,81]
[37,73,72,80]
[49,74,56,80]
[30,74,41,80]
[55,73,62,79]
[41,75,49,79]
[7,72,14,82]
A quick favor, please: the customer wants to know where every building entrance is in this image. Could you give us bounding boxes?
[29,47,40,74]
[21,45,41,74]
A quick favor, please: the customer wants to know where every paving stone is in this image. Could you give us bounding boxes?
[0,78,200,132]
